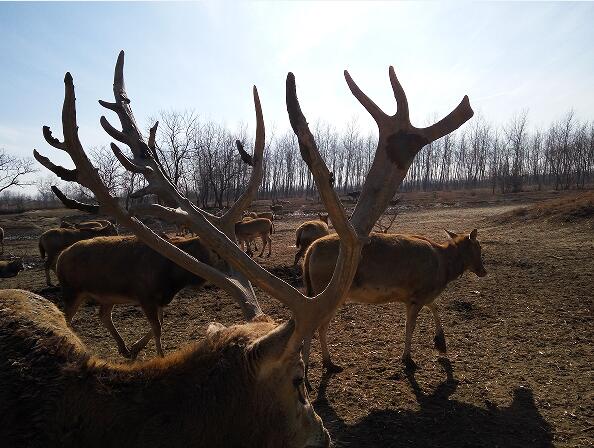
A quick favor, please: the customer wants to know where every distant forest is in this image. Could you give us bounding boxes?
[1,109,593,212]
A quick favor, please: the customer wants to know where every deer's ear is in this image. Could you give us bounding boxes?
[469,229,478,240]
[444,229,458,239]
[249,320,297,378]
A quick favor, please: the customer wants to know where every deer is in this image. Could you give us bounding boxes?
[38,222,118,286]
[235,217,273,257]
[294,213,330,266]
[245,211,276,232]
[0,258,24,278]
[32,50,472,443]
[303,229,487,375]
[57,235,218,359]
[60,219,112,229]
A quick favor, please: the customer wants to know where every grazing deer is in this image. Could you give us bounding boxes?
[235,217,273,257]
[0,258,24,278]
[33,50,472,442]
[0,226,4,254]
[60,219,112,229]
[39,222,118,286]
[303,229,487,372]
[294,213,330,266]
[57,235,217,359]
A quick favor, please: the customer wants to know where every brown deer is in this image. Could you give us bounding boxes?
[0,289,330,448]
[0,258,24,278]
[60,219,112,229]
[38,222,118,286]
[57,235,217,359]
[294,213,330,266]
[303,229,487,373]
[235,217,273,257]
[32,51,472,442]
[245,211,275,233]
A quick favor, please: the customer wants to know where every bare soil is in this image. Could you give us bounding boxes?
[1,190,593,448]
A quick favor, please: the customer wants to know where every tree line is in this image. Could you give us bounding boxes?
[2,109,593,212]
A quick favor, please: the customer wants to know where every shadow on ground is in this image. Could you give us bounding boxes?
[314,359,553,448]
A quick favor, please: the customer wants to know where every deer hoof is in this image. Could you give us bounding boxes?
[434,332,447,353]
[119,347,132,359]
[401,354,417,370]
[323,361,344,374]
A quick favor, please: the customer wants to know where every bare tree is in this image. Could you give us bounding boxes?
[0,149,36,193]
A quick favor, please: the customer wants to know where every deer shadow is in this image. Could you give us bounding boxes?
[313,359,553,448]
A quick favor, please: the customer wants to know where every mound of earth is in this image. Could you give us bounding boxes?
[491,191,594,224]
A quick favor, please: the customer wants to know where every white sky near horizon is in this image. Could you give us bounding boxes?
[0,1,593,194]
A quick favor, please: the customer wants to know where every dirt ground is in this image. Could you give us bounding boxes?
[1,190,592,447]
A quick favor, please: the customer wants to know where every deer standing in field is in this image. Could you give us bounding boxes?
[294,213,330,266]
[57,235,217,359]
[31,50,472,444]
[245,211,276,233]
[39,222,118,286]
[235,217,273,257]
[303,229,487,373]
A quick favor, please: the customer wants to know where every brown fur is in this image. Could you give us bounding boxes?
[57,235,218,359]
[245,211,275,233]
[39,222,118,286]
[0,289,330,448]
[61,219,112,229]
[0,258,24,278]
[303,230,487,369]
[293,214,330,266]
[235,218,273,258]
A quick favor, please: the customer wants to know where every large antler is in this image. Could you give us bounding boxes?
[345,67,473,234]
[35,53,473,360]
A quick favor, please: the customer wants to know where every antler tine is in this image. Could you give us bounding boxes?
[349,66,474,236]
[38,69,266,320]
[110,143,151,175]
[42,126,66,151]
[286,72,363,336]
[418,95,474,143]
[389,66,409,122]
[33,149,78,182]
[148,121,159,152]
[220,86,265,231]
[51,185,101,214]
[344,70,388,126]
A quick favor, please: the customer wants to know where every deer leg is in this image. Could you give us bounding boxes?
[141,304,164,357]
[63,290,85,326]
[129,307,164,359]
[320,318,342,373]
[402,301,422,368]
[427,302,446,353]
[98,304,131,358]
[293,248,304,266]
[302,335,314,391]
[258,234,267,258]
[266,234,272,258]
[44,259,53,286]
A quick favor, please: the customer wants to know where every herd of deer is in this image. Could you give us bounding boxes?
[0,52,487,447]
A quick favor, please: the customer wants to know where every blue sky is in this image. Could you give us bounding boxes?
[1,1,593,183]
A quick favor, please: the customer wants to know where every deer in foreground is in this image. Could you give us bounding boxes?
[235,217,273,257]
[31,50,472,445]
[303,229,487,373]
[294,213,330,266]
[57,235,217,359]
[0,289,329,448]
[38,222,118,286]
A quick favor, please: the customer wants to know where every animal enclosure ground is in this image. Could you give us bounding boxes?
[1,191,592,447]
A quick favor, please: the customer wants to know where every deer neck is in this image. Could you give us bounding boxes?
[442,242,466,283]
